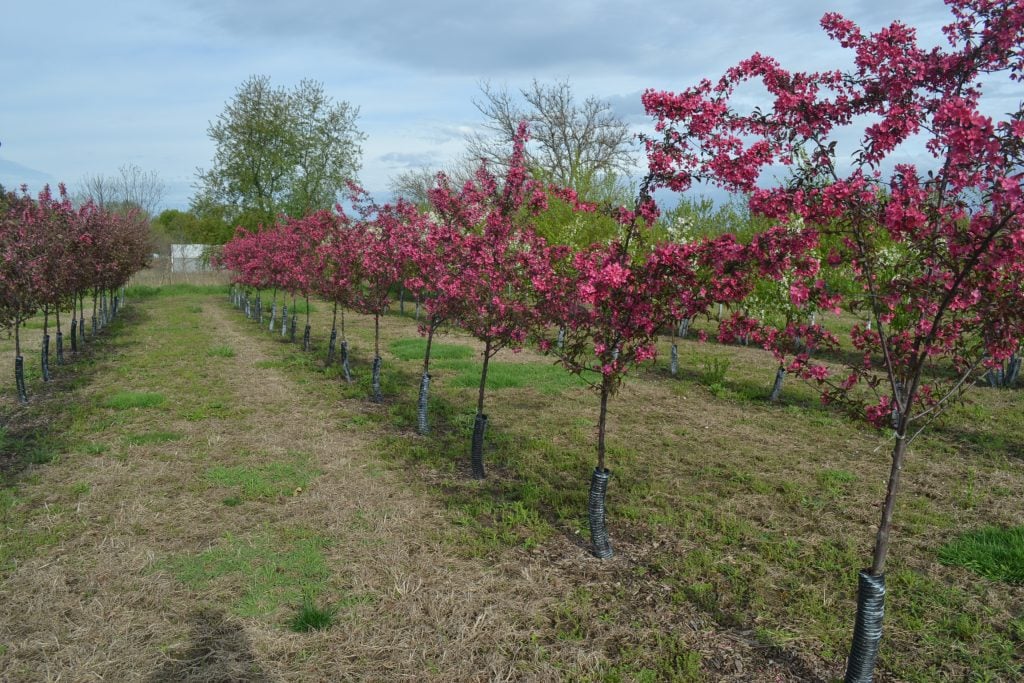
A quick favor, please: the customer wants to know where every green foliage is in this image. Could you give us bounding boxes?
[661,194,772,242]
[938,526,1024,584]
[532,192,623,248]
[193,75,365,236]
[153,209,199,242]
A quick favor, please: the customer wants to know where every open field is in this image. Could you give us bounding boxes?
[0,287,1021,681]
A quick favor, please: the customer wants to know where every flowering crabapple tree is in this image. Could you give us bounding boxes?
[343,187,416,403]
[425,123,562,478]
[643,1,1024,679]
[714,219,845,401]
[397,204,453,435]
[542,184,763,558]
[314,209,363,381]
[275,211,334,351]
[219,225,265,310]
[25,186,76,382]
[0,187,52,401]
[1,185,149,403]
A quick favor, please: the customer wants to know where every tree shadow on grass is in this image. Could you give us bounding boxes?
[148,608,274,683]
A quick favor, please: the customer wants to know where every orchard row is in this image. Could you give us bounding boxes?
[0,185,150,403]
[221,3,1023,679]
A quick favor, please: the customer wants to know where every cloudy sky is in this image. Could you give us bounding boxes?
[0,0,977,211]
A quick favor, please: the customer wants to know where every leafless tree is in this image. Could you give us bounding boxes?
[78,163,165,216]
[387,156,479,208]
[465,79,636,199]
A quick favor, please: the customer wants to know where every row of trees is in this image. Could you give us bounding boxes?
[0,185,151,403]
[219,2,1022,680]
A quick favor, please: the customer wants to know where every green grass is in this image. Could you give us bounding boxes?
[204,454,319,501]
[102,391,166,410]
[938,526,1024,584]
[123,431,183,446]
[207,345,236,358]
[125,283,227,299]
[289,594,336,632]
[167,527,331,617]
[439,359,587,394]
[388,337,475,361]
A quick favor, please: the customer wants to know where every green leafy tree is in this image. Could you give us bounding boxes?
[193,75,365,237]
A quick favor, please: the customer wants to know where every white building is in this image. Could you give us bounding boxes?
[170,244,213,273]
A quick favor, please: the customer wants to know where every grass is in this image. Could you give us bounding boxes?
[125,283,227,299]
[439,358,588,394]
[167,528,331,618]
[388,337,475,361]
[289,593,336,632]
[204,454,319,501]
[938,525,1024,584]
[123,430,183,446]
[2,288,1022,681]
[207,345,236,358]
[102,391,166,409]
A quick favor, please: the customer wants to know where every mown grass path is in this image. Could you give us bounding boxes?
[0,293,824,681]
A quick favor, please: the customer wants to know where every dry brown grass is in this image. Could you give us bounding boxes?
[129,268,231,287]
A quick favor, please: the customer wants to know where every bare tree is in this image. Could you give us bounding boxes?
[388,156,478,208]
[115,163,164,216]
[465,79,636,199]
[77,163,164,216]
[76,172,118,210]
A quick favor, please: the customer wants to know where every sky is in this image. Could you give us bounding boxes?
[0,0,1000,213]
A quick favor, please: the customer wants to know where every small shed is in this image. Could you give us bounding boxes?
[170,244,212,273]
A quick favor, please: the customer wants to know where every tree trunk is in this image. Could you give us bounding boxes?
[270,289,278,332]
[78,293,86,347]
[70,304,78,354]
[289,306,297,343]
[15,322,27,404]
[41,305,51,382]
[476,339,492,417]
[471,339,493,479]
[417,319,438,435]
[589,379,613,558]
[374,313,380,359]
[769,366,786,402]
[843,418,909,682]
[871,428,908,575]
[327,302,338,365]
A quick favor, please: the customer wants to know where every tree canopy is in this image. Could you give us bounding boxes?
[193,75,365,238]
